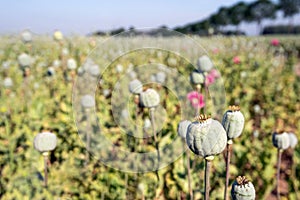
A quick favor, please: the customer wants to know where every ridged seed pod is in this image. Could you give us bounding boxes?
[272,132,290,150]
[231,176,255,200]
[197,55,213,72]
[177,120,191,139]
[34,132,57,153]
[140,89,160,108]
[186,115,227,157]
[222,105,245,139]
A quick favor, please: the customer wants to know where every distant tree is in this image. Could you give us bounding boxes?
[228,2,248,31]
[245,0,277,34]
[212,7,231,31]
[278,0,299,26]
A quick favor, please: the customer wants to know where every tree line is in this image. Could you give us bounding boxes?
[174,0,300,35]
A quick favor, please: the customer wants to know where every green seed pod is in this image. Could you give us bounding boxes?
[21,30,32,43]
[81,95,95,108]
[156,72,166,84]
[3,77,13,88]
[177,120,191,139]
[67,58,77,70]
[140,89,160,108]
[34,132,57,153]
[197,55,213,72]
[53,30,63,41]
[231,176,255,200]
[288,132,298,149]
[18,53,32,67]
[222,105,245,139]
[190,71,205,85]
[272,132,290,150]
[129,79,143,94]
[186,115,227,157]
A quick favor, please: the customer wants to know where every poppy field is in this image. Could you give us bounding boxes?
[0,32,300,199]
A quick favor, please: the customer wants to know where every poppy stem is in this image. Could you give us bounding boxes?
[224,141,232,200]
[276,149,282,200]
[204,156,214,200]
[150,108,160,181]
[43,152,49,188]
[187,149,193,200]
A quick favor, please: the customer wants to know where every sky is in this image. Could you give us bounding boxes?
[0,0,299,36]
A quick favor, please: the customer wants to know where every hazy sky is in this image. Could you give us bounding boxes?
[0,0,299,35]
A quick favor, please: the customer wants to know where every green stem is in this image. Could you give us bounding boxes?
[43,152,49,188]
[205,156,213,200]
[150,108,160,181]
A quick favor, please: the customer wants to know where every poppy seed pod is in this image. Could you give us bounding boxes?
[222,105,245,140]
[231,176,255,200]
[3,77,13,88]
[197,55,213,72]
[34,132,57,153]
[81,95,95,108]
[53,30,63,41]
[88,64,100,77]
[140,89,160,108]
[190,71,205,85]
[186,115,227,157]
[156,72,166,84]
[21,30,32,43]
[18,53,32,67]
[177,120,192,139]
[129,79,143,94]
[67,58,77,70]
[288,132,298,149]
[272,132,290,150]
[47,67,55,77]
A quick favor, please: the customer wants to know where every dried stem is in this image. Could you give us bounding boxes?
[224,142,232,200]
[276,149,282,200]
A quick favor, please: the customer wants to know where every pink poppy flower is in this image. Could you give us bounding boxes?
[205,73,215,86]
[271,39,280,46]
[209,69,220,78]
[233,56,241,64]
[187,91,205,109]
[213,48,219,54]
